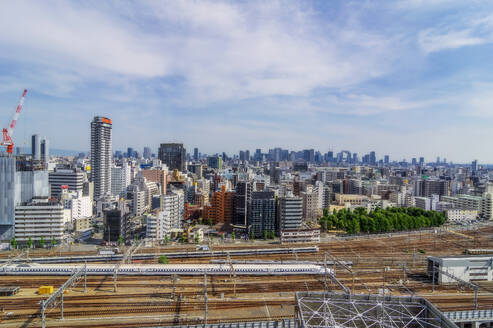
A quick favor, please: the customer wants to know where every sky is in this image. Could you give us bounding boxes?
[1,0,493,163]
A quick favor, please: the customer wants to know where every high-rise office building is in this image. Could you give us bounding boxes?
[193,147,199,161]
[143,147,152,159]
[234,181,252,227]
[158,143,186,172]
[278,196,302,232]
[472,160,478,175]
[369,151,376,165]
[248,191,276,237]
[419,157,424,166]
[90,116,112,200]
[31,134,40,160]
[41,137,49,165]
[49,168,85,198]
[384,155,390,164]
[208,156,222,170]
[127,147,134,158]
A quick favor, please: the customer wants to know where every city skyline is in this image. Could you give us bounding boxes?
[1,1,493,162]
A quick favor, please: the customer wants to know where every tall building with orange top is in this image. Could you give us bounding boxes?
[203,186,235,224]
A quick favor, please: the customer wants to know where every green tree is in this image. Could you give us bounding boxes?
[39,236,45,248]
[264,230,268,240]
[181,234,186,243]
[27,237,33,249]
[270,230,275,239]
[10,237,17,250]
[207,218,213,226]
[164,235,169,245]
[195,235,200,243]
[117,235,123,246]
[51,237,56,247]
[158,255,169,264]
[250,231,255,240]
[231,232,236,240]
[198,218,203,225]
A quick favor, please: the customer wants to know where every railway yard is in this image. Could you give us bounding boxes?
[1,225,493,327]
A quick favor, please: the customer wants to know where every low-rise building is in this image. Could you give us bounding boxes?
[445,209,478,222]
[15,199,65,243]
[280,228,320,244]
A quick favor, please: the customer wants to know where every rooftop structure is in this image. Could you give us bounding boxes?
[295,292,457,328]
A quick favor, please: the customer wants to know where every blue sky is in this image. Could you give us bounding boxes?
[1,0,493,163]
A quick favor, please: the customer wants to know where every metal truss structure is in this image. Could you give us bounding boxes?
[295,292,458,328]
[41,263,87,328]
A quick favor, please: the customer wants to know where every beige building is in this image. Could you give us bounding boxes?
[335,193,368,206]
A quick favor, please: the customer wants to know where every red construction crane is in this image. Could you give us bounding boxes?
[1,89,27,154]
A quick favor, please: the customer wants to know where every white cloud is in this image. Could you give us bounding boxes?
[0,0,394,103]
[418,29,486,53]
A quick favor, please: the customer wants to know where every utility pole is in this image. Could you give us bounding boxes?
[203,272,208,325]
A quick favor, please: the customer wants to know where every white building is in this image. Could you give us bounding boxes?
[301,186,321,220]
[61,189,92,221]
[446,209,478,222]
[111,163,131,197]
[146,210,171,241]
[15,199,65,242]
[163,189,184,230]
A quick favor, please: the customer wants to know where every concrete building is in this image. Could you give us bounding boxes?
[146,210,171,241]
[248,191,276,237]
[414,197,431,211]
[15,199,65,243]
[278,196,302,232]
[61,189,92,221]
[482,193,493,220]
[158,143,186,172]
[141,168,167,195]
[301,189,320,220]
[445,209,478,222]
[90,116,112,200]
[334,193,368,206]
[49,168,85,198]
[280,228,320,243]
[428,255,493,283]
[163,189,184,230]
[111,163,131,197]
[203,186,235,225]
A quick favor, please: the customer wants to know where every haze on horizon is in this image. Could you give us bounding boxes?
[0,0,492,163]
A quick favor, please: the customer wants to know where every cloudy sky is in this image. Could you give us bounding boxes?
[1,0,493,163]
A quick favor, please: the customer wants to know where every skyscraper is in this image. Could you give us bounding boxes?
[158,143,186,171]
[41,137,49,165]
[419,157,424,166]
[91,116,112,200]
[384,155,390,164]
[193,147,199,161]
[31,134,40,160]
[472,160,478,175]
[369,151,376,165]
[143,147,152,159]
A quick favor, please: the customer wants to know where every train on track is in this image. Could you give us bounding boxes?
[0,262,329,276]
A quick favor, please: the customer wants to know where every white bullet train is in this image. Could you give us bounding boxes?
[0,263,329,276]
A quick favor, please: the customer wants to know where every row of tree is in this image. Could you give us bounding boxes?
[319,207,446,234]
[10,236,57,249]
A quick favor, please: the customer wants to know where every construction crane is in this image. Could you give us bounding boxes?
[1,89,27,154]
